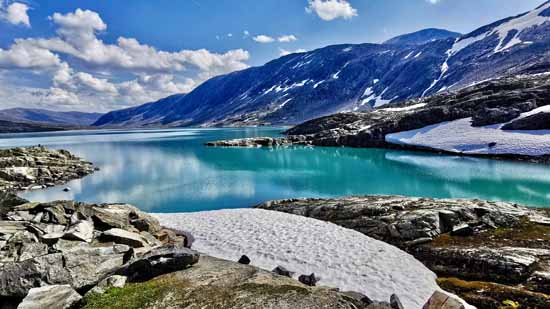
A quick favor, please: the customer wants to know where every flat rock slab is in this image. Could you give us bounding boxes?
[17,285,81,309]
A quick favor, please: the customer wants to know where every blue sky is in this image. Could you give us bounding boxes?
[0,0,546,112]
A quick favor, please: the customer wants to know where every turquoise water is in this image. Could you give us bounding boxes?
[1,128,550,212]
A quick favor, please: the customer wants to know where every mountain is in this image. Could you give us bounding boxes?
[383,28,461,46]
[95,1,550,128]
[0,119,67,134]
[0,108,103,126]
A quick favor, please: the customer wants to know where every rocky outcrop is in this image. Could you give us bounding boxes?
[0,146,96,192]
[502,112,550,130]
[256,195,550,308]
[80,255,374,309]
[17,285,82,309]
[206,74,550,162]
[0,194,198,307]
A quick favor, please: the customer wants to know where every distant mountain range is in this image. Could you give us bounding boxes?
[0,108,103,127]
[85,1,550,128]
[383,28,461,46]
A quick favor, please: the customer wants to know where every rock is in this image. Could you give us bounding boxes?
[117,243,199,282]
[272,265,294,278]
[502,112,550,130]
[450,224,474,237]
[101,228,150,248]
[471,108,521,127]
[390,294,404,309]
[81,255,369,309]
[299,273,320,286]
[62,187,71,192]
[0,147,95,192]
[238,255,250,265]
[86,275,127,295]
[62,244,127,290]
[63,219,94,242]
[342,291,373,305]
[423,291,465,309]
[17,285,81,309]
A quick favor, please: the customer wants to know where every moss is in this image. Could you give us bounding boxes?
[437,277,550,309]
[79,275,314,309]
[80,276,191,309]
[430,218,550,250]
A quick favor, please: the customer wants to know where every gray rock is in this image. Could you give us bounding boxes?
[238,255,250,265]
[63,220,94,243]
[86,275,127,295]
[101,228,150,248]
[423,291,465,309]
[117,243,199,282]
[17,285,81,309]
[390,294,404,309]
[272,266,294,278]
[298,273,320,286]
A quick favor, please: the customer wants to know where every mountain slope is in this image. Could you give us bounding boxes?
[0,108,103,126]
[0,119,67,133]
[383,28,461,46]
[95,1,550,128]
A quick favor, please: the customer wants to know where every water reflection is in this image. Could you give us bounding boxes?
[0,128,547,212]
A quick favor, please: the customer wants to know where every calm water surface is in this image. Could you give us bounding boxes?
[1,127,550,212]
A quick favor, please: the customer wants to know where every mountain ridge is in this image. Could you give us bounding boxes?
[94,1,550,128]
[0,108,103,127]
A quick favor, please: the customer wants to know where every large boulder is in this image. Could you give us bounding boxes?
[81,255,370,309]
[502,112,550,130]
[17,285,81,309]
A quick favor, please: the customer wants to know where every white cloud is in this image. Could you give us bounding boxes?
[1,2,30,27]
[253,35,275,43]
[279,48,307,56]
[306,0,358,21]
[426,0,441,3]
[0,8,251,111]
[278,35,298,42]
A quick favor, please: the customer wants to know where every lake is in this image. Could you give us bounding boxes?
[1,127,550,212]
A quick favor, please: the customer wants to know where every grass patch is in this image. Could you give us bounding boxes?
[80,277,190,309]
[437,277,550,309]
[430,218,550,249]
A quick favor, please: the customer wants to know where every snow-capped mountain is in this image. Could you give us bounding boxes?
[94,1,550,128]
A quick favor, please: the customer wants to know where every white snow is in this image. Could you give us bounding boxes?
[448,3,550,54]
[379,103,427,112]
[386,117,550,156]
[403,51,414,60]
[332,70,341,79]
[154,209,454,309]
[342,47,353,52]
[363,86,374,97]
[278,98,292,109]
[414,51,423,58]
[313,80,325,88]
[373,79,380,84]
[274,80,310,93]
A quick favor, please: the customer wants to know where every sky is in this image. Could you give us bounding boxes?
[0,0,546,112]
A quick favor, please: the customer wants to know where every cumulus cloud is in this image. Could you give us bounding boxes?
[306,0,357,21]
[0,8,251,111]
[253,35,275,43]
[279,48,307,56]
[1,2,30,27]
[278,35,298,42]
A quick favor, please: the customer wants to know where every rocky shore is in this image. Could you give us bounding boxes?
[256,196,550,308]
[0,147,466,308]
[206,74,550,163]
[0,146,96,192]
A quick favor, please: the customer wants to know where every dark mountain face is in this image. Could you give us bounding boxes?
[0,108,103,126]
[94,1,550,128]
[383,28,461,46]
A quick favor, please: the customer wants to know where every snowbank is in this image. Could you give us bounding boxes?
[386,117,550,156]
[155,209,449,308]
